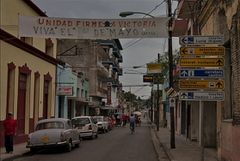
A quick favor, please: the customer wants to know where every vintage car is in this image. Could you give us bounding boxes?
[92,116,109,133]
[26,118,80,152]
[71,116,98,139]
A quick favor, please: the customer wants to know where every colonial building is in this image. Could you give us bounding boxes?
[0,0,58,145]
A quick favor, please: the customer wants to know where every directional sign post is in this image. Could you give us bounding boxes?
[179,35,224,45]
[180,47,225,56]
[179,91,225,101]
[179,58,224,67]
[179,80,224,90]
[179,69,224,78]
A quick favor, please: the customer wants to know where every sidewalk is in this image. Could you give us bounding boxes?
[154,127,219,161]
[0,142,28,161]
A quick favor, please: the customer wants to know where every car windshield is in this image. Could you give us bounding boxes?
[72,118,90,126]
[36,121,64,130]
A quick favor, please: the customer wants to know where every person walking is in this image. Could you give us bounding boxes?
[3,112,17,154]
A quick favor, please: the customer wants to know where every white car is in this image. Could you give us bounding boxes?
[71,116,98,139]
[92,116,109,133]
[26,118,80,152]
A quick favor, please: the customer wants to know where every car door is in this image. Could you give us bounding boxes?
[67,120,78,141]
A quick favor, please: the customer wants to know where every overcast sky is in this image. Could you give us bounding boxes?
[32,0,180,98]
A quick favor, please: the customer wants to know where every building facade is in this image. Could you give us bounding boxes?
[57,39,122,116]
[0,0,58,145]
[174,0,240,160]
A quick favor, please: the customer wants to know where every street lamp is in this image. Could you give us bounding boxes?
[119,11,155,18]
[119,7,175,148]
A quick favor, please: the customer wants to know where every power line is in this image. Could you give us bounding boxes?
[122,0,167,50]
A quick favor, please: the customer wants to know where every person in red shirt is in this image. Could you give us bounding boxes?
[3,113,17,153]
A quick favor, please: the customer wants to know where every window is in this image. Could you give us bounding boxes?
[45,38,54,56]
[36,121,64,130]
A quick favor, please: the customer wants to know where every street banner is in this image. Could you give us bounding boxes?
[19,16,169,39]
[179,91,225,101]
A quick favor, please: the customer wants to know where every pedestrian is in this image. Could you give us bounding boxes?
[3,112,17,154]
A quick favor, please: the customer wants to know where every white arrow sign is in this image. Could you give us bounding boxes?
[179,35,224,45]
[179,91,225,101]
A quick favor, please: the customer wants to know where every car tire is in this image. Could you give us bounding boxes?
[66,141,72,152]
[30,147,37,154]
[91,133,95,139]
[75,143,80,148]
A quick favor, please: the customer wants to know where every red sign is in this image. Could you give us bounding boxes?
[57,86,73,96]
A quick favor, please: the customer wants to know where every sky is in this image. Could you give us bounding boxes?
[32,0,180,99]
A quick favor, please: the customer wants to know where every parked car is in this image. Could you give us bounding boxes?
[92,116,109,133]
[71,116,98,139]
[26,118,80,152]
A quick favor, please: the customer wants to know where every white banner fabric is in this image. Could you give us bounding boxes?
[19,16,169,39]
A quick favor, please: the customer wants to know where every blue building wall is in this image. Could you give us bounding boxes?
[56,65,78,119]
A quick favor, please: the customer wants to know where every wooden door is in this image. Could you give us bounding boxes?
[17,74,27,134]
[43,80,49,119]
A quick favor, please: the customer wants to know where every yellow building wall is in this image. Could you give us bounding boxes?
[0,40,56,133]
[0,0,57,55]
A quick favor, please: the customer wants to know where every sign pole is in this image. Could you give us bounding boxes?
[156,53,160,131]
[168,0,175,148]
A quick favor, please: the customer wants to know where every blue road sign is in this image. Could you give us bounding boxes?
[179,69,224,78]
[179,91,225,101]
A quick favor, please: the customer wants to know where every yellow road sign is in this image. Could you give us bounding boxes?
[179,80,224,90]
[147,63,161,73]
[179,58,224,67]
[180,47,225,56]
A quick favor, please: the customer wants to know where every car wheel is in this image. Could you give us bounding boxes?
[66,141,72,152]
[91,133,95,139]
[75,143,80,148]
[30,147,37,154]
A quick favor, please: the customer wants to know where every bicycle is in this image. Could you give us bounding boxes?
[130,123,135,134]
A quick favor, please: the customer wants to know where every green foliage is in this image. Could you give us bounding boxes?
[122,91,137,102]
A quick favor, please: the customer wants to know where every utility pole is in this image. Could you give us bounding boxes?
[168,0,175,148]
[156,53,160,131]
[151,84,153,123]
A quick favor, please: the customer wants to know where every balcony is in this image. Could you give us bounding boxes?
[97,62,109,76]
[118,68,123,76]
[118,55,123,63]
[113,48,121,58]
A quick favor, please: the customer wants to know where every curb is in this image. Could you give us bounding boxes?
[150,126,171,161]
[153,129,175,161]
[1,151,29,161]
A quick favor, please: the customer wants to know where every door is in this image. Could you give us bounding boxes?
[43,80,49,119]
[17,74,27,134]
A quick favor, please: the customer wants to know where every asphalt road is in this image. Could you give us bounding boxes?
[14,122,158,161]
